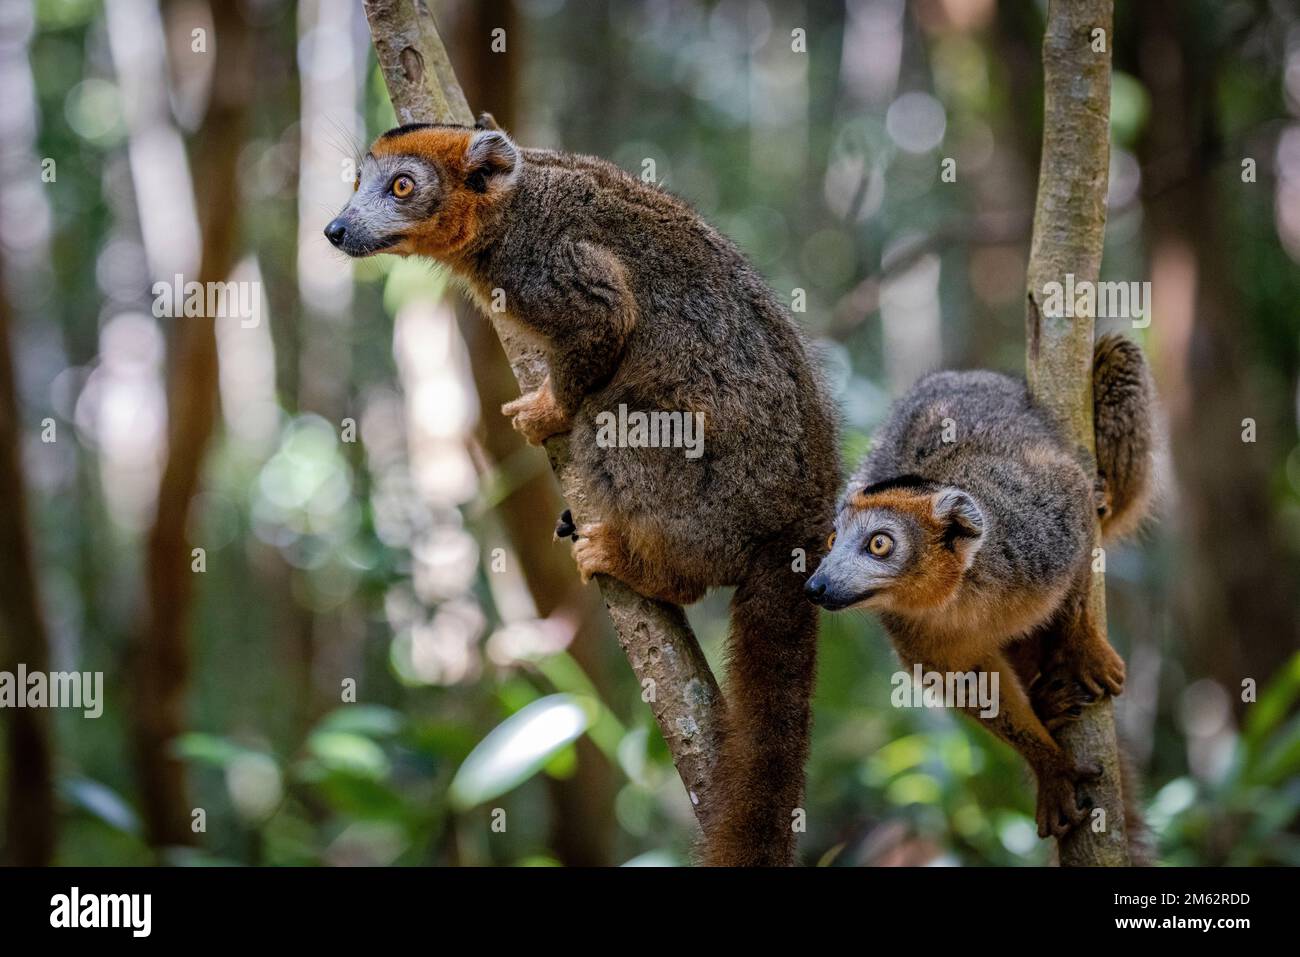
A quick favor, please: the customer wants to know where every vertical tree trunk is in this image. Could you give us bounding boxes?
[132,0,254,849]
[445,0,618,866]
[362,0,725,836]
[0,248,56,866]
[1024,0,1131,866]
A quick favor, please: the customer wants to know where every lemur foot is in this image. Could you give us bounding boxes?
[571,523,621,584]
[570,522,706,604]
[554,508,577,541]
[1032,674,1093,732]
[1040,637,1126,707]
[501,376,571,445]
[1034,759,1103,839]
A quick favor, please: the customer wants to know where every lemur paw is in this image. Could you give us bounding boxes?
[1032,674,1092,732]
[571,523,619,584]
[501,377,571,446]
[1067,638,1126,699]
[1035,640,1125,727]
[1035,759,1103,839]
[554,508,577,541]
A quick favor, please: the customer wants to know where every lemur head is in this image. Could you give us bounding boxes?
[325,114,519,260]
[805,475,985,614]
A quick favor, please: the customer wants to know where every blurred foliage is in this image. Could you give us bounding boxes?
[1,0,1297,867]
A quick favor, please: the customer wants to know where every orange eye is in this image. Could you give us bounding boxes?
[868,534,893,558]
[391,175,414,198]
[353,172,360,192]
[827,531,837,550]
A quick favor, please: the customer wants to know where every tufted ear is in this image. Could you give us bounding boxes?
[932,487,985,567]
[464,129,520,193]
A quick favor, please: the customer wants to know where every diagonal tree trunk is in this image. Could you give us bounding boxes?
[1024,0,1130,866]
[362,0,724,836]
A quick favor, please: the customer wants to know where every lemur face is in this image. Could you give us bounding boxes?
[325,123,520,260]
[326,150,442,257]
[805,483,985,614]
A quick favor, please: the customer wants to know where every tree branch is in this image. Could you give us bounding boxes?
[361,0,724,833]
[1025,0,1131,866]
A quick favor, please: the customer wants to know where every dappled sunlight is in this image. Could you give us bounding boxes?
[75,311,167,530]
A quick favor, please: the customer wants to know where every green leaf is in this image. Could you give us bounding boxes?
[305,731,391,780]
[60,776,140,836]
[535,651,625,755]
[1243,651,1300,748]
[1249,714,1300,787]
[542,742,578,780]
[1109,71,1150,146]
[316,705,404,738]
[449,694,594,810]
[172,732,253,768]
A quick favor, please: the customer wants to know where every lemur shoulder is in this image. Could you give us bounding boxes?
[328,117,841,866]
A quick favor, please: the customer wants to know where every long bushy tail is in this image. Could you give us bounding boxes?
[1088,341,1156,864]
[701,542,819,866]
[1093,334,1156,543]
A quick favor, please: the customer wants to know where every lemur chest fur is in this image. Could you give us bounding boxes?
[885,577,1072,667]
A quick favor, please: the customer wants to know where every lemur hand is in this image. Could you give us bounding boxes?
[501,375,571,445]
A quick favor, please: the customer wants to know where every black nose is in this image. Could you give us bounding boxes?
[804,575,827,605]
[324,219,347,248]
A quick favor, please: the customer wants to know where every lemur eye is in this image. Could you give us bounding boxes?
[868,533,894,558]
[353,172,360,192]
[827,531,837,550]
[391,175,415,198]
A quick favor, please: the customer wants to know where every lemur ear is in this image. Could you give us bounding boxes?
[932,488,985,566]
[465,129,519,193]
[474,112,501,131]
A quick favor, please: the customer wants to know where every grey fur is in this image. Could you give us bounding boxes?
[807,338,1155,841]
[828,369,1093,621]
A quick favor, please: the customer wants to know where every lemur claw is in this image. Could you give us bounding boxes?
[1035,760,1102,839]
